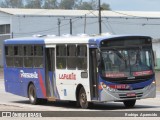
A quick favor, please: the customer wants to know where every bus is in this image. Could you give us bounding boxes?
[3,34,156,109]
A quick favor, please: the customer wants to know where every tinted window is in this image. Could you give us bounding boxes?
[5,46,14,56]
[5,46,14,67]
[67,45,77,69]
[56,45,66,56]
[6,57,14,67]
[34,46,43,56]
[77,45,87,70]
[14,46,23,67]
[24,45,33,56]
[33,45,43,68]
[5,45,44,68]
[15,57,23,67]
[14,46,23,56]
[24,57,33,68]
[56,45,66,69]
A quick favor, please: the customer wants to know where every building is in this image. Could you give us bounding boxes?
[0,8,160,68]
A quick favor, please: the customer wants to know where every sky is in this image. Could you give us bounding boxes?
[100,0,160,11]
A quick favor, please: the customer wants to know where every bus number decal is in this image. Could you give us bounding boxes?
[59,73,76,80]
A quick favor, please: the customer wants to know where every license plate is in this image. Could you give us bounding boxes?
[126,93,136,97]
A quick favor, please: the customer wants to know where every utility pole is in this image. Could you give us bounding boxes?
[58,18,61,36]
[84,14,86,34]
[11,32,13,38]
[98,0,102,34]
[70,19,72,35]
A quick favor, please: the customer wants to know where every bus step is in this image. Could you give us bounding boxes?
[47,97,56,101]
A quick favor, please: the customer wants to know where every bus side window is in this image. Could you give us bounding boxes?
[5,46,14,67]
[34,45,43,68]
[24,45,33,68]
[56,45,66,69]
[14,46,23,67]
[67,45,77,69]
[77,45,87,70]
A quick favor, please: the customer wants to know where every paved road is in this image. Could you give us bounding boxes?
[0,79,160,111]
[1,79,160,120]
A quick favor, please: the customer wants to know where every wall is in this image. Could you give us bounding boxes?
[0,35,10,66]
[1,12,160,66]
[153,42,160,69]
[0,12,11,25]
[10,15,160,39]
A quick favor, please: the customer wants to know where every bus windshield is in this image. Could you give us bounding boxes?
[101,47,154,78]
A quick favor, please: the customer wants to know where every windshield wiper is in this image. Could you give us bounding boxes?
[135,47,142,65]
[113,49,126,61]
[113,49,127,68]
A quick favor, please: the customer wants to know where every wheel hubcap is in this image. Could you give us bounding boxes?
[81,93,86,104]
[29,87,35,102]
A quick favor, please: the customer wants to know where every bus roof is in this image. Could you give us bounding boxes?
[4,34,151,45]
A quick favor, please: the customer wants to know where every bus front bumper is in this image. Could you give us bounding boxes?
[99,83,156,102]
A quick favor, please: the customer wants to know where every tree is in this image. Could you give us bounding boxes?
[25,0,43,9]
[101,3,110,10]
[0,0,111,10]
[43,0,57,9]
[76,2,93,10]
[59,0,75,9]
[76,0,110,10]
[0,0,24,8]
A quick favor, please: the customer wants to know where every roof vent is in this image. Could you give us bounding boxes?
[77,34,89,37]
[47,34,56,37]
[101,32,113,36]
[32,34,46,37]
[62,34,71,37]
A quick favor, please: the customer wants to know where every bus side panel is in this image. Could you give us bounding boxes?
[4,68,47,99]
[4,68,23,96]
[56,70,91,101]
[21,68,46,99]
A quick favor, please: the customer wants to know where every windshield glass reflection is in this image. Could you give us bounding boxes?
[101,48,153,78]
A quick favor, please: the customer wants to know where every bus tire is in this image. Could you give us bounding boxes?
[28,84,40,105]
[79,87,91,109]
[123,100,136,108]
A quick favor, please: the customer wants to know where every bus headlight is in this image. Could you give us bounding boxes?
[152,80,156,84]
[101,82,116,92]
[102,82,107,88]
[106,86,116,92]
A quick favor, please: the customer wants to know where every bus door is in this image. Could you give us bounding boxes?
[45,48,57,100]
[89,49,98,100]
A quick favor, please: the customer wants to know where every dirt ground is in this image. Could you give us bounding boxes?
[0,68,160,91]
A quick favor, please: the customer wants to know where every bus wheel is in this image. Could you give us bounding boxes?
[123,100,136,108]
[79,87,89,109]
[28,84,39,105]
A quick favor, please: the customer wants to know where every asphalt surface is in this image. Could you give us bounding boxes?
[0,79,160,111]
[0,70,160,120]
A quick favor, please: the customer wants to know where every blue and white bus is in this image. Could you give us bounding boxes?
[3,34,156,109]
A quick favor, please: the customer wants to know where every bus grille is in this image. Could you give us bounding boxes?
[119,93,143,99]
[117,87,144,91]
[102,75,154,84]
